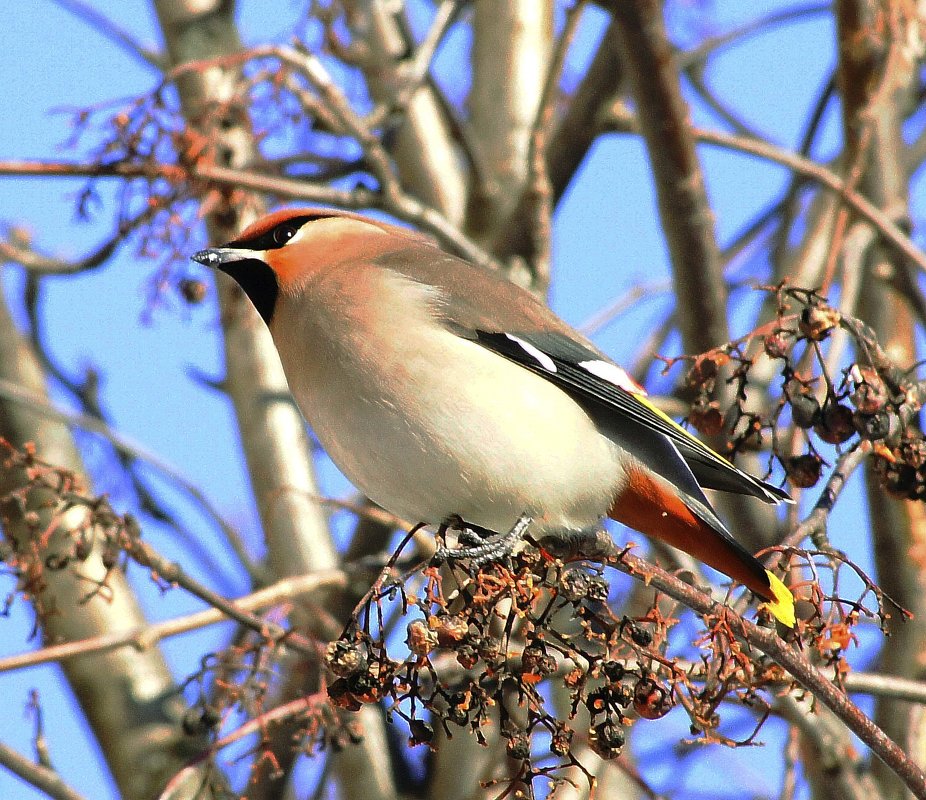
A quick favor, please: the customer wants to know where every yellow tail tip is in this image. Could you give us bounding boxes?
[760,570,795,628]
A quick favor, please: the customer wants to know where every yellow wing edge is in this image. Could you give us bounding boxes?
[632,392,721,457]
[760,570,795,628]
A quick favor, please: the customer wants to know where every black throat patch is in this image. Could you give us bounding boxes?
[218,257,279,324]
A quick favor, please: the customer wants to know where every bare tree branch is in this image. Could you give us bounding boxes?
[0,741,88,800]
[0,569,346,673]
[612,0,729,353]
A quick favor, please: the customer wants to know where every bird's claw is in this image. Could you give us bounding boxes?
[433,513,533,567]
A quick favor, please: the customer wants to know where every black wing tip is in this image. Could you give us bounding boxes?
[759,481,794,505]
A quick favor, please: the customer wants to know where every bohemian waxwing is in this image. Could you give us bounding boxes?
[193,207,795,627]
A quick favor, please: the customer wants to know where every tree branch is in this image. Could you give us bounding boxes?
[0,741,88,800]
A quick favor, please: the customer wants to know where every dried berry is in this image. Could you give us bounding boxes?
[506,733,531,760]
[687,354,726,388]
[601,660,626,682]
[850,366,888,414]
[432,615,469,647]
[585,576,610,603]
[786,454,823,489]
[179,278,207,304]
[326,640,367,678]
[629,624,653,647]
[327,678,362,711]
[633,676,672,720]
[521,642,556,679]
[689,398,724,436]
[853,410,890,441]
[590,719,625,759]
[799,305,840,341]
[763,332,791,359]
[406,620,438,658]
[559,568,590,602]
[815,403,855,445]
[785,381,820,429]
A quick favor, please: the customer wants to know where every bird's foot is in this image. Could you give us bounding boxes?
[433,513,533,567]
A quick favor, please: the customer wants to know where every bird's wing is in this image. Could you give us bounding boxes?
[468,329,791,506]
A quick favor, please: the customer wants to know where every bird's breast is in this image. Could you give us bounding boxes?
[271,268,626,533]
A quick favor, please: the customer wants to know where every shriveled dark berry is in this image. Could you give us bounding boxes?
[585,576,610,603]
[786,454,823,489]
[433,615,470,647]
[687,356,720,387]
[815,403,855,444]
[633,676,673,720]
[850,366,888,414]
[559,568,590,602]
[629,625,653,647]
[179,278,207,304]
[785,381,820,429]
[763,332,791,359]
[853,410,890,441]
[590,719,625,759]
[601,660,626,682]
[689,398,725,437]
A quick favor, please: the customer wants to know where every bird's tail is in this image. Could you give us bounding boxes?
[609,466,795,627]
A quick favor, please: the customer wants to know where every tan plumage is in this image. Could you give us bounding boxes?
[193,208,795,627]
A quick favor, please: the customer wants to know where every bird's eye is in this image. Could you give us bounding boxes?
[272,224,299,246]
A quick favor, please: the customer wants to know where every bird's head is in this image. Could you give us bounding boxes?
[191,207,427,323]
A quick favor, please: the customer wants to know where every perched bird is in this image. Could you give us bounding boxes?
[193,208,795,627]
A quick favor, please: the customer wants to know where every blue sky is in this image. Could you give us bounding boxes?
[0,2,877,798]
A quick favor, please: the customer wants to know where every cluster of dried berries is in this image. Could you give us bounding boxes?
[680,286,926,495]
[873,434,926,501]
[319,552,788,791]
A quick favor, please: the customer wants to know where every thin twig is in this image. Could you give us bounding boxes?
[675,3,830,72]
[50,0,164,69]
[0,159,501,270]
[0,376,263,582]
[0,741,88,800]
[0,570,346,673]
[524,0,588,290]
[365,0,462,128]
[122,520,318,657]
[1,203,162,275]
[597,115,926,278]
